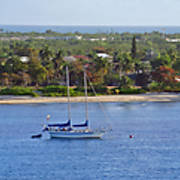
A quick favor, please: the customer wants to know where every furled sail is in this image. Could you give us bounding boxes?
[73,120,88,128]
[48,120,71,128]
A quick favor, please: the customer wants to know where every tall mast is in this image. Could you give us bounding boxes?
[84,69,89,128]
[66,66,72,127]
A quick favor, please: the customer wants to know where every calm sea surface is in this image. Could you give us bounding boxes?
[0,102,180,179]
[1,25,180,34]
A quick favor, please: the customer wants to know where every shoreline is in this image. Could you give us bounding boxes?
[1,93,180,104]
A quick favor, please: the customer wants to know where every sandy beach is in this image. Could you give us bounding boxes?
[0,93,180,104]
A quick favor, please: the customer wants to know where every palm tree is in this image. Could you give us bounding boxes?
[114,52,134,78]
[52,49,65,82]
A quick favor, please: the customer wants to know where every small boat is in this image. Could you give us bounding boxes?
[31,133,42,139]
[43,66,105,139]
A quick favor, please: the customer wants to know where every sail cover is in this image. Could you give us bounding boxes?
[73,120,88,127]
[48,120,71,128]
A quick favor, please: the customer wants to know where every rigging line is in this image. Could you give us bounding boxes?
[86,75,112,131]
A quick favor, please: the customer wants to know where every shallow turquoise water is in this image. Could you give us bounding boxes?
[0,102,180,179]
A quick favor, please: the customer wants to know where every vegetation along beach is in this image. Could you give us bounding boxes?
[1,28,180,103]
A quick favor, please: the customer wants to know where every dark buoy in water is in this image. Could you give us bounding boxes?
[31,134,42,139]
[129,135,133,139]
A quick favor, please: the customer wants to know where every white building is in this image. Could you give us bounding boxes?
[20,56,30,63]
[97,53,112,59]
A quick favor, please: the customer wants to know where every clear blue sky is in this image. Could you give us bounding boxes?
[0,0,180,26]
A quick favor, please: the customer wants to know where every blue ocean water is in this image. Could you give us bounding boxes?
[0,102,180,179]
[0,25,180,34]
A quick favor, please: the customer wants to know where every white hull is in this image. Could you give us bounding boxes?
[48,130,104,139]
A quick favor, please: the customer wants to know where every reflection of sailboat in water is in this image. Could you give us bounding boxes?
[43,66,105,139]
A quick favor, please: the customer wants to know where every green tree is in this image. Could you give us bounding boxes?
[4,56,25,74]
[131,36,137,59]
[28,54,48,86]
[119,76,134,89]
[115,52,134,77]
[39,45,54,66]
[52,49,65,82]
[151,53,171,69]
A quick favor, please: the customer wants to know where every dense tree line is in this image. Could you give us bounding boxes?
[0,31,180,93]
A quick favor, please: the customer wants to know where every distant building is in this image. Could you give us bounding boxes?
[63,56,77,62]
[34,36,45,40]
[73,55,89,61]
[85,37,107,41]
[97,53,112,59]
[166,38,180,43]
[75,36,82,40]
[20,56,30,63]
[45,36,80,41]
[175,77,180,82]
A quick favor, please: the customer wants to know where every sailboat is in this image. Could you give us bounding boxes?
[43,66,105,139]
